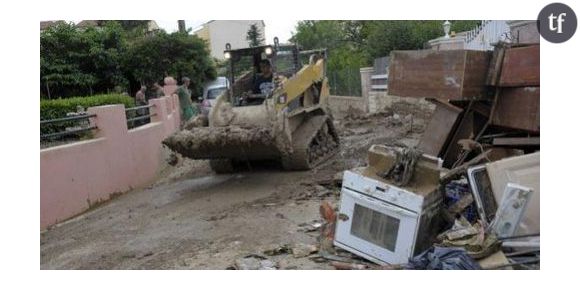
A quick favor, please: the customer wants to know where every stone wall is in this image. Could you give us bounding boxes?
[368,91,436,114]
[328,95,367,119]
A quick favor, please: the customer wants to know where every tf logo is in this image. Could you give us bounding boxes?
[538,2,577,43]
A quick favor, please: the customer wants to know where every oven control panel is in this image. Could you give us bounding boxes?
[342,170,425,213]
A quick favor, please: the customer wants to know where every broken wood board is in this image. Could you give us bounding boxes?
[418,99,463,156]
[493,137,540,147]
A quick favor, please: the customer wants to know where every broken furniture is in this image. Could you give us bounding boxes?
[334,145,443,265]
[498,44,540,87]
[388,49,491,100]
[417,99,463,157]
[492,87,540,133]
[389,43,540,169]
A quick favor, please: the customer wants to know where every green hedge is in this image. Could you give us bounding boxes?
[41,94,136,136]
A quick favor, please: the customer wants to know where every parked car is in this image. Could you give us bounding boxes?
[200,77,229,116]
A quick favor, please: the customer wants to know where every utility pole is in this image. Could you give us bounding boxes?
[178,20,186,33]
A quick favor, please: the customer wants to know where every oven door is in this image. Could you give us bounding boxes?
[335,188,419,265]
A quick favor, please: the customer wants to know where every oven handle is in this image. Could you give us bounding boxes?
[360,194,417,218]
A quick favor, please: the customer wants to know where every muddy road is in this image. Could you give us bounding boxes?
[40,104,431,269]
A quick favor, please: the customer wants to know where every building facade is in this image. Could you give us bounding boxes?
[194,20,266,60]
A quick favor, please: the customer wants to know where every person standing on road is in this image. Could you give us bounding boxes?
[177,77,196,123]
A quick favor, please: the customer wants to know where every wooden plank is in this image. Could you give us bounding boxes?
[441,149,492,183]
[441,110,487,168]
[493,137,540,146]
[417,99,463,156]
[485,43,507,86]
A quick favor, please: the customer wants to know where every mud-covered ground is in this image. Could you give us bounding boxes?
[40,102,432,270]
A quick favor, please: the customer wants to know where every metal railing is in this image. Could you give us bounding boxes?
[40,113,98,148]
[328,68,362,97]
[125,104,156,129]
[464,20,511,51]
[371,74,388,91]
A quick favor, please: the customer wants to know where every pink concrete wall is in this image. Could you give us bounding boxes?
[40,95,180,230]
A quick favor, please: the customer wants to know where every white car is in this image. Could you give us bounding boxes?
[201,77,229,116]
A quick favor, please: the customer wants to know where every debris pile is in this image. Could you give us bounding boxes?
[227,41,539,271]
[319,41,540,270]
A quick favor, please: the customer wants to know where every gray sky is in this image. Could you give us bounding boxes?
[155,20,298,43]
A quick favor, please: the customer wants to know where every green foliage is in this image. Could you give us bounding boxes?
[40,94,135,135]
[292,21,367,71]
[291,21,344,51]
[40,21,216,100]
[365,20,481,59]
[40,21,128,98]
[115,20,150,31]
[246,24,264,47]
[291,21,366,95]
[123,31,217,98]
[41,94,135,120]
[291,20,480,95]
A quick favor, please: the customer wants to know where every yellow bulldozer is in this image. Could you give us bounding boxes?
[163,38,340,172]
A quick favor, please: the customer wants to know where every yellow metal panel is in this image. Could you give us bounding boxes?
[319,77,330,104]
[274,59,325,111]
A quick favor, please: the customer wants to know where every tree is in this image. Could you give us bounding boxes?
[290,20,481,96]
[292,20,481,63]
[40,21,217,99]
[40,21,127,98]
[365,20,481,59]
[291,21,368,68]
[246,24,264,47]
[123,31,217,98]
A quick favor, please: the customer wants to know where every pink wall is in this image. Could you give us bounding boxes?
[40,95,181,230]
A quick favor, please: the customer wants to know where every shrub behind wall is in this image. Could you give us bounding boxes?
[41,94,135,136]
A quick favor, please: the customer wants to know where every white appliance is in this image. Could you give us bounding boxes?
[334,168,442,265]
[485,152,540,235]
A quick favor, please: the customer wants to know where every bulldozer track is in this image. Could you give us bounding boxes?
[282,115,340,170]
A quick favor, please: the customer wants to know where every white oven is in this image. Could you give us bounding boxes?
[334,169,442,265]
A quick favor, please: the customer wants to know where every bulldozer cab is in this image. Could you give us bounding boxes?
[223,39,302,107]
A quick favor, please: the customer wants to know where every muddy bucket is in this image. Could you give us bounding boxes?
[163,126,281,161]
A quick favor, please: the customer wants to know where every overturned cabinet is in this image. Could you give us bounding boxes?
[388,49,491,100]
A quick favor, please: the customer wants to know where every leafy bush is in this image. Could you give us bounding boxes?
[41,94,135,136]
[123,31,217,98]
[40,22,128,98]
[41,22,217,100]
